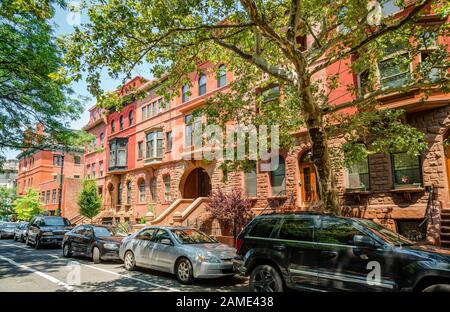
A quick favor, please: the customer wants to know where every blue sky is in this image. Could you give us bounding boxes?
[4,5,152,159]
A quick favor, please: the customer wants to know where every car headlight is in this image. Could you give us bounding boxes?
[198,254,221,263]
[103,243,119,250]
[42,232,54,236]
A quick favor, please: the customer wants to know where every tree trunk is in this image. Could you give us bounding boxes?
[299,80,340,214]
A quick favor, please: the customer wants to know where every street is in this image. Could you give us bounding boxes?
[0,240,249,292]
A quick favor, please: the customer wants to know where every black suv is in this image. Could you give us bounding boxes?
[26,216,72,249]
[233,213,450,292]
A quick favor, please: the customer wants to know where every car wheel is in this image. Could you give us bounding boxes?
[422,284,450,292]
[249,265,284,292]
[0,232,2,239]
[20,235,25,243]
[13,235,17,241]
[63,243,72,258]
[25,236,30,246]
[124,251,136,271]
[34,237,41,249]
[175,258,195,285]
[92,247,101,264]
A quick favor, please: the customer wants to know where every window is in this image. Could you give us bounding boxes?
[74,155,81,165]
[128,110,134,126]
[217,65,227,88]
[119,115,124,130]
[142,106,147,120]
[184,114,201,148]
[315,217,364,246]
[117,182,122,205]
[270,156,286,196]
[86,164,91,179]
[379,57,410,88]
[420,51,441,82]
[45,190,50,204]
[99,161,104,177]
[164,175,170,201]
[345,159,370,191]
[137,228,156,240]
[74,175,80,179]
[100,133,104,148]
[91,162,96,178]
[157,99,164,114]
[244,161,257,197]
[139,180,146,202]
[53,154,62,166]
[126,181,132,205]
[166,131,172,152]
[138,141,144,159]
[381,0,401,17]
[150,177,157,202]
[278,218,314,242]
[146,130,163,160]
[109,138,128,170]
[198,74,207,96]
[392,152,422,188]
[248,218,279,238]
[182,84,190,103]
[52,189,56,204]
[262,86,280,103]
[41,191,45,203]
[111,120,115,133]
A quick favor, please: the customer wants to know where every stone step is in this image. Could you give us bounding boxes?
[441,213,450,218]
[441,219,450,225]
[440,241,450,248]
[441,226,450,233]
[441,233,450,239]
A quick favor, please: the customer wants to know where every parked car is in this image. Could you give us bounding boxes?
[14,221,29,242]
[26,216,72,249]
[0,222,18,239]
[233,212,450,292]
[62,224,125,263]
[119,226,236,284]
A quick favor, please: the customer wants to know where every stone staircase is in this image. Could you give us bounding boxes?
[69,215,89,225]
[441,208,450,248]
[149,197,209,226]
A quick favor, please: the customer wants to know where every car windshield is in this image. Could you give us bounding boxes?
[42,218,70,226]
[171,229,217,244]
[4,223,17,228]
[357,219,415,246]
[93,227,114,237]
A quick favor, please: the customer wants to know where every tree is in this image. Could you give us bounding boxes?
[0,186,16,218]
[205,189,254,240]
[78,179,101,224]
[0,0,84,160]
[13,188,41,221]
[64,0,449,213]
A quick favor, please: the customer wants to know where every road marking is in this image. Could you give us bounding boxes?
[0,242,30,250]
[82,264,180,292]
[0,254,75,291]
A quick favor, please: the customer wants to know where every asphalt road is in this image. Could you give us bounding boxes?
[0,239,249,292]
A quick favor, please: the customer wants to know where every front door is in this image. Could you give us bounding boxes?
[152,229,176,272]
[300,164,318,206]
[134,228,157,267]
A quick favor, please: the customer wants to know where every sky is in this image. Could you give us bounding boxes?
[4,4,152,159]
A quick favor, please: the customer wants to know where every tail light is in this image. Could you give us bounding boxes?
[235,238,244,253]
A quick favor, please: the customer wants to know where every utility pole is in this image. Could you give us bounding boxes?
[57,152,65,217]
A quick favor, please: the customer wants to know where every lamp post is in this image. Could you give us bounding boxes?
[56,152,65,217]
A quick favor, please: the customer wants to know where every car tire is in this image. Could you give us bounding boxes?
[13,235,17,241]
[92,247,101,264]
[20,235,25,243]
[63,243,72,258]
[0,232,2,239]
[422,284,450,292]
[249,264,284,292]
[175,258,195,285]
[34,237,41,249]
[25,236,30,246]
[124,251,136,271]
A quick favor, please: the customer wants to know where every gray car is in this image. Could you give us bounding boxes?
[0,222,18,239]
[14,222,29,242]
[119,226,236,284]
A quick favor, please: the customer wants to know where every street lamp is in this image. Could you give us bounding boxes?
[56,152,65,217]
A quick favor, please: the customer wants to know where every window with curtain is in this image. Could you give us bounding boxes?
[198,74,207,95]
[182,84,190,102]
[392,153,422,188]
[146,130,163,160]
[244,161,257,197]
[108,138,128,170]
[270,156,286,196]
[345,159,370,191]
[126,181,132,205]
[164,175,170,201]
[139,180,146,202]
[150,178,157,202]
[217,65,227,87]
[166,131,172,152]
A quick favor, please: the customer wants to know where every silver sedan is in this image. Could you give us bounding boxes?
[119,226,236,284]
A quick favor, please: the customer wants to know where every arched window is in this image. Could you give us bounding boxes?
[126,181,132,205]
[100,133,104,147]
[198,74,207,95]
[217,65,227,88]
[150,177,157,202]
[111,120,115,133]
[117,182,122,205]
[138,180,146,202]
[163,175,170,201]
[182,84,190,103]
[270,156,286,196]
[128,110,134,126]
[119,115,124,130]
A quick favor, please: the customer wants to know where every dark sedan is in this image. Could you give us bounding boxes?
[62,224,125,263]
[0,222,18,239]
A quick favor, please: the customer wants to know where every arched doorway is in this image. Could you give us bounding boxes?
[182,167,212,198]
[298,151,318,207]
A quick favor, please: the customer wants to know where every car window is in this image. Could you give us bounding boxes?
[42,217,70,226]
[72,226,85,235]
[83,227,94,237]
[137,228,156,240]
[153,229,171,243]
[315,217,364,246]
[247,218,279,238]
[93,227,113,237]
[278,218,314,242]
[171,229,217,244]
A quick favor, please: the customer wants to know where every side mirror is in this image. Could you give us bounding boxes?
[353,235,376,248]
[160,238,173,245]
